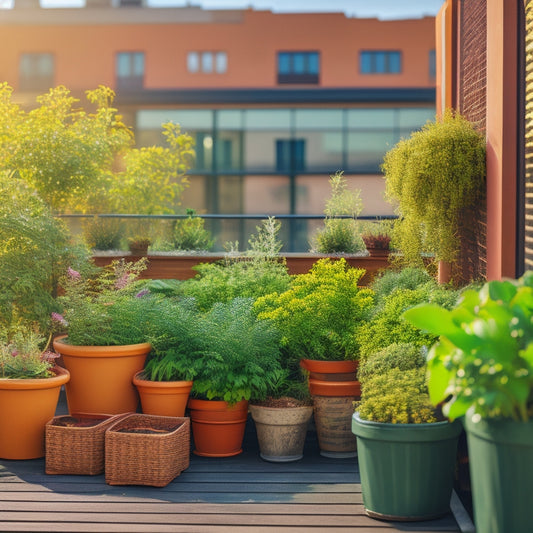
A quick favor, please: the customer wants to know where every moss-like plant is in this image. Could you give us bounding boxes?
[312,171,365,254]
[357,367,440,424]
[382,110,485,266]
[358,342,425,383]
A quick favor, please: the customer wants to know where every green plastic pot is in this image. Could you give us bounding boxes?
[465,414,533,533]
[352,412,462,521]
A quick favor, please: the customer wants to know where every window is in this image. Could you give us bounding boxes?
[116,52,144,89]
[276,139,306,172]
[429,49,436,79]
[277,52,319,84]
[188,51,227,74]
[19,53,54,91]
[360,51,402,74]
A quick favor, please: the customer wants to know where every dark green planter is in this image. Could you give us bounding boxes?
[465,413,533,533]
[352,412,461,521]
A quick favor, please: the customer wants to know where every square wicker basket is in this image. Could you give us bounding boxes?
[45,413,128,475]
[104,414,190,487]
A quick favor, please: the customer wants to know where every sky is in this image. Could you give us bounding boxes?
[8,0,445,20]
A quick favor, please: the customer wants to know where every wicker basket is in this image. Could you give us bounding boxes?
[45,413,129,475]
[105,414,190,487]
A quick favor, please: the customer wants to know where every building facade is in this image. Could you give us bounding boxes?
[0,3,437,250]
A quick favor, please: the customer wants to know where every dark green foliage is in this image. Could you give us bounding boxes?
[82,216,123,250]
[358,342,426,383]
[370,267,433,302]
[173,209,214,251]
[191,298,283,405]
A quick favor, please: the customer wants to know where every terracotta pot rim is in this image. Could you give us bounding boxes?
[0,365,70,390]
[309,378,361,397]
[53,335,151,357]
[300,359,358,373]
[133,371,193,389]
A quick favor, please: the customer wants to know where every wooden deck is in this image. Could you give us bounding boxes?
[0,393,470,533]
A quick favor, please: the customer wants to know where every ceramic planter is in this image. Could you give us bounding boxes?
[352,412,462,521]
[464,413,533,533]
[53,336,150,415]
[0,365,70,460]
[187,398,249,457]
[249,404,313,462]
[133,371,193,417]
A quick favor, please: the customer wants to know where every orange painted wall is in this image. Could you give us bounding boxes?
[0,8,436,92]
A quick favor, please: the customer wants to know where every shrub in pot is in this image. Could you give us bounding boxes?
[256,258,374,457]
[134,297,204,417]
[0,328,70,459]
[404,273,533,533]
[187,297,283,457]
[352,343,461,521]
[53,259,157,414]
[359,219,394,257]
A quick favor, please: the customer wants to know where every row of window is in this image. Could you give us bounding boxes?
[18,49,436,91]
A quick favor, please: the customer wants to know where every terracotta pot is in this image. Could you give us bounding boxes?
[365,247,391,258]
[300,359,358,382]
[187,398,249,457]
[249,404,313,462]
[0,366,70,459]
[53,336,150,415]
[133,372,193,417]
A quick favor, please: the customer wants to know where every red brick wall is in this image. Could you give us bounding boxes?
[456,0,488,282]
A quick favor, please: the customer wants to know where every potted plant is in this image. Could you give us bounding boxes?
[249,357,313,463]
[53,259,157,415]
[311,171,365,254]
[382,110,485,281]
[0,328,70,460]
[173,208,214,251]
[360,219,394,258]
[351,342,462,521]
[133,297,203,417]
[255,258,374,457]
[187,298,283,457]
[404,273,533,533]
[127,236,151,256]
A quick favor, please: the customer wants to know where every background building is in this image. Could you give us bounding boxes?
[0,3,437,250]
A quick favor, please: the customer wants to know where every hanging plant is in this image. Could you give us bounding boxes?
[382,110,485,266]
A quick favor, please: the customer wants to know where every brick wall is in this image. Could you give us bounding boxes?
[524,1,533,271]
[456,0,488,282]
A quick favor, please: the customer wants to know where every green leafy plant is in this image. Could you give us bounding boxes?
[357,367,440,424]
[175,217,290,311]
[358,342,426,382]
[370,266,434,303]
[141,298,204,382]
[56,258,160,346]
[173,209,214,251]
[255,258,374,362]
[82,216,123,251]
[0,327,58,379]
[357,282,458,360]
[0,172,89,330]
[190,298,283,405]
[382,110,485,266]
[312,171,365,254]
[404,273,533,422]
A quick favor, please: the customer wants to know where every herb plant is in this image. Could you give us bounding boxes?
[404,273,533,422]
[255,258,374,362]
[173,209,214,251]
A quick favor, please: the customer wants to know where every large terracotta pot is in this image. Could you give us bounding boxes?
[188,398,249,457]
[53,336,150,415]
[0,366,70,459]
[133,372,193,417]
[249,403,313,462]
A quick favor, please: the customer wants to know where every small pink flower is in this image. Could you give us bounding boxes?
[135,289,150,298]
[41,351,60,363]
[10,349,18,358]
[67,267,81,280]
[115,273,130,290]
[51,312,68,327]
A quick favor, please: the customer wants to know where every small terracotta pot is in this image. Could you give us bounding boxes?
[0,366,70,460]
[53,336,150,415]
[187,398,249,457]
[300,359,358,382]
[133,372,193,417]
